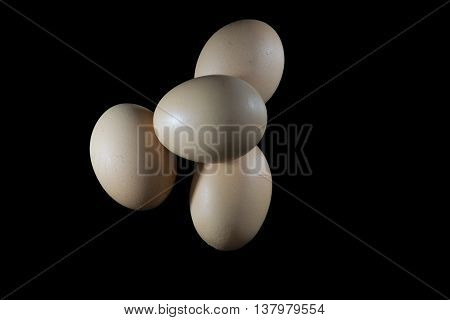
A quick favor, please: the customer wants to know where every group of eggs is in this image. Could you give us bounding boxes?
[90,19,285,250]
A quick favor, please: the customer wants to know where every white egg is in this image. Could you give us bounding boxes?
[90,103,176,210]
[195,19,284,102]
[190,147,272,250]
[154,75,267,163]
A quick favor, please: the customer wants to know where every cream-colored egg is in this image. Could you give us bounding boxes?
[90,103,176,210]
[190,147,272,251]
[154,75,267,163]
[195,19,284,102]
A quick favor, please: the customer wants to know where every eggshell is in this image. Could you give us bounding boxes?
[190,147,272,251]
[90,103,176,210]
[154,75,267,163]
[195,19,284,102]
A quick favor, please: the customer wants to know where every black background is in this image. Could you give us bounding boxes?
[0,0,449,299]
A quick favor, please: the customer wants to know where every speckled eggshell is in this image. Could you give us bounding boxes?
[190,147,272,251]
[90,103,176,210]
[195,19,284,102]
[153,75,267,163]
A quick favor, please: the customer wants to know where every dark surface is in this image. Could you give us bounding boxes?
[0,0,449,299]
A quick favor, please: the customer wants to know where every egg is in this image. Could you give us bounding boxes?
[195,19,284,102]
[90,103,176,210]
[190,147,272,251]
[154,75,267,163]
